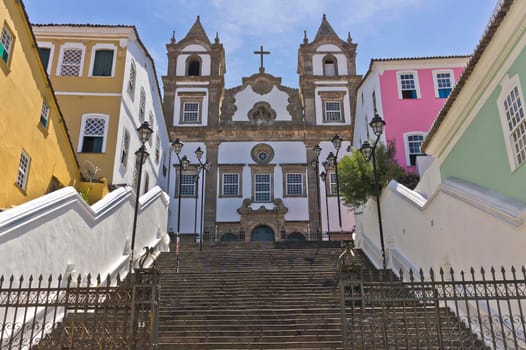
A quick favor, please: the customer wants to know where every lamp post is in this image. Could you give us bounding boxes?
[172,138,189,237]
[311,144,322,241]
[360,113,387,271]
[129,121,153,274]
[195,146,211,251]
[320,167,331,240]
[327,134,343,233]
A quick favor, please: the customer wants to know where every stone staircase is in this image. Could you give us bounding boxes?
[155,241,348,349]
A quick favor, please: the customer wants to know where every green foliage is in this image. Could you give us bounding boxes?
[338,141,405,207]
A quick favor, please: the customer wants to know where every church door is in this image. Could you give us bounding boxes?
[251,225,275,241]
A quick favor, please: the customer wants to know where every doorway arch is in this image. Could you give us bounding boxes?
[251,225,275,241]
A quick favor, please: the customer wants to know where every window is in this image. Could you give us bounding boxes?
[183,102,199,122]
[404,132,426,166]
[498,75,526,170]
[398,72,419,99]
[58,46,84,76]
[286,173,303,196]
[40,101,50,129]
[187,58,201,76]
[139,88,146,121]
[92,49,114,76]
[128,60,136,97]
[120,129,130,167]
[325,101,342,121]
[155,136,160,164]
[143,173,149,195]
[222,173,240,197]
[433,70,454,98]
[329,173,338,195]
[16,151,30,191]
[38,47,51,71]
[372,90,377,113]
[179,174,196,197]
[219,165,243,197]
[78,115,108,153]
[254,174,271,202]
[323,55,337,76]
[319,91,346,123]
[0,24,13,65]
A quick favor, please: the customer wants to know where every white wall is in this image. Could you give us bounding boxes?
[314,86,353,126]
[231,86,292,121]
[0,186,170,279]
[313,44,348,76]
[355,177,526,276]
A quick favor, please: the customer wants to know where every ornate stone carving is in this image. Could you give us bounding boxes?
[248,102,276,125]
[220,90,237,121]
[286,90,303,121]
[237,198,288,216]
[251,77,274,95]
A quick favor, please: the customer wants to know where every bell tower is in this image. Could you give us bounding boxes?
[162,16,226,133]
[298,14,360,127]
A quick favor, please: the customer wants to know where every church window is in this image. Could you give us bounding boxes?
[254,174,271,202]
[139,87,146,122]
[128,60,137,98]
[404,132,426,166]
[179,173,196,197]
[433,70,454,98]
[155,136,160,164]
[286,173,304,196]
[219,165,243,197]
[0,24,13,66]
[325,101,342,121]
[78,114,109,153]
[397,71,420,99]
[91,49,114,76]
[187,56,201,76]
[497,74,526,171]
[329,172,338,196]
[148,112,154,146]
[323,55,337,76]
[183,102,199,122]
[143,173,150,195]
[120,129,130,167]
[40,101,50,129]
[16,150,30,191]
[319,91,346,123]
[222,173,240,196]
[58,44,84,76]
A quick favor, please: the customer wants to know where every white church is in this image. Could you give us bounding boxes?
[163,15,358,242]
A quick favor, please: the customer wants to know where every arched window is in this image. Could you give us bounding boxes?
[323,55,337,76]
[187,56,201,76]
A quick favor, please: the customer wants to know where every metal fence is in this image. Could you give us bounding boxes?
[340,264,526,350]
[0,268,159,349]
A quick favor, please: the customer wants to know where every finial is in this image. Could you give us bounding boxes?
[323,13,327,20]
[303,30,308,44]
[347,32,352,43]
[215,32,219,44]
[197,15,200,21]
[171,30,176,44]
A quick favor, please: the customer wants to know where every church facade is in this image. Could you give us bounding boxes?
[163,16,358,242]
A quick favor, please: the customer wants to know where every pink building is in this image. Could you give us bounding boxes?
[353,57,469,173]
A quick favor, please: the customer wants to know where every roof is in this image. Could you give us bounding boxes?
[313,14,339,42]
[182,16,211,45]
[422,0,514,152]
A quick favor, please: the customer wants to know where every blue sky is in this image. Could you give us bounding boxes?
[23,0,498,88]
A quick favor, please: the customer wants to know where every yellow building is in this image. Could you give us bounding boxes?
[32,24,169,199]
[0,0,80,210]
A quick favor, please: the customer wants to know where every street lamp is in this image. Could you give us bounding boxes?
[360,113,387,270]
[172,138,189,238]
[320,164,331,240]
[311,144,322,241]
[327,134,343,233]
[129,121,153,274]
[195,146,211,251]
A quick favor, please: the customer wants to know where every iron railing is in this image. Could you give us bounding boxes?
[0,267,159,349]
[339,257,526,349]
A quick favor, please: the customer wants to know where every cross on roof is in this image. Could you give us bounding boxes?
[254,45,270,72]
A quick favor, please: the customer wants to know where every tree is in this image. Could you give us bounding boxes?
[338,141,405,207]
